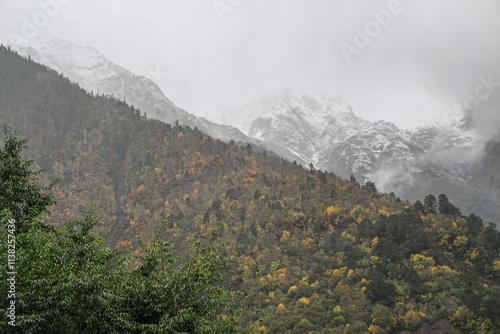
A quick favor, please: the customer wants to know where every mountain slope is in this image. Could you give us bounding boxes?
[2,45,500,333]
[11,35,499,225]
[10,35,249,143]
[240,89,500,224]
[10,36,499,224]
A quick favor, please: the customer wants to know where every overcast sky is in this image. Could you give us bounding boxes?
[1,0,500,130]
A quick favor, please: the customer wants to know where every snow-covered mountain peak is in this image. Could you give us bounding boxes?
[267,87,353,116]
[413,100,473,132]
[244,88,378,168]
[11,35,119,91]
[9,34,250,143]
[18,34,103,59]
[249,88,361,135]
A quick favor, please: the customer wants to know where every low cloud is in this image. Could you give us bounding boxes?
[1,0,499,130]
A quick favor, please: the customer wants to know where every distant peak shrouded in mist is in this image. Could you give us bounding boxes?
[10,35,113,79]
[415,93,500,142]
[220,86,357,135]
[7,34,201,115]
[8,34,251,144]
[4,32,500,224]
[430,72,500,140]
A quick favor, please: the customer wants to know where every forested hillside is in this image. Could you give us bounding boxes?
[1,46,500,333]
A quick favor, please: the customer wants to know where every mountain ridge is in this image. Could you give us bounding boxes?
[241,88,500,224]
[10,35,250,144]
[2,45,500,333]
[9,36,500,224]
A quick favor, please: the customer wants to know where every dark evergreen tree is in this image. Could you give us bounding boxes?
[350,174,359,186]
[466,214,484,238]
[362,181,377,194]
[0,126,58,229]
[423,194,437,214]
[308,162,315,174]
[319,171,327,184]
[365,270,397,306]
[358,218,374,240]
[414,200,425,214]
[475,223,500,274]
[438,194,461,216]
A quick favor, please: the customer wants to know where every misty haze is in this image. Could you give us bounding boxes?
[1,1,500,333]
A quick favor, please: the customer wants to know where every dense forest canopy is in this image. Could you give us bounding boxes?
[0,128,254,333]
[1,45,500,333]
